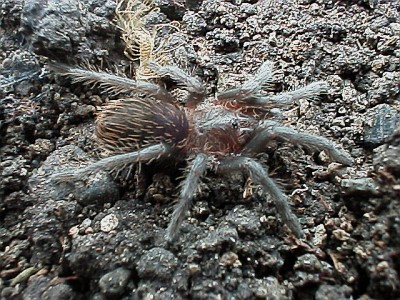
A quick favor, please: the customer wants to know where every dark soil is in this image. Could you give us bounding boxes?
[1,0,400,299]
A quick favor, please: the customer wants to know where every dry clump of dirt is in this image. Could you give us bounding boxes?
[0,0,399,299]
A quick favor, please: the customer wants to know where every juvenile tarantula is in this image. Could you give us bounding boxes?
[51,61,353,241]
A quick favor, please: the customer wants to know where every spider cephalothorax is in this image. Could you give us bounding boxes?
[51,61,353,241]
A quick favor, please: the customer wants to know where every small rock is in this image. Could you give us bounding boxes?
[185,0,203,10]
[187,264,200,275]
[341,178,379,195]
[22,276,77,300]
[253,277,290,300]
[1,287,17,299]
[315,284,352,300]
[42,283,76,300]
[294,254,322,273]
[312,224,327,248]
[225,207,261,235]
[136,248,178,279]
[74,104,96,117]
[220,251,240,267]
[196,226,238,251]
[99,267,131,297]
[91,293,107,300]
[364,104,399,148]
[182,11,207,35]
[373,143,400,175]
[28,138,55,158]
[100,214,119,233]
[332,229,351,241]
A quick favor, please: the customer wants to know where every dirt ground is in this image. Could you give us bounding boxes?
[1,0,400,299]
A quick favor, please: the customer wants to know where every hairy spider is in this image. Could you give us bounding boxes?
[51,61,353,241]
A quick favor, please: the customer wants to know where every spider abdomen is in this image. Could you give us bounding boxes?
[95,98,189,153]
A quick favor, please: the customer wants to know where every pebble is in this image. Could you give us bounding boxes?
[364,104,399,148]
[100,214,119,233]
[312,224,327,248]
[373,142,400,174]
[294,254,322,273]
[225,207,261,235]
[341,178,379,195]
[220,251,240,267]
[315,284,352,300]
[196,226,238,251]
[136,248,178,279]
[99,267,131,296]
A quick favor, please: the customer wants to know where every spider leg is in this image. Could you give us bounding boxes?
[217,61,274,103]
[148,61,206,107]
[217,157,304,239]
[232,80,328,108]
[167,153,208,241]
[217,61,328,115]
[48,62,176,103]
[243,120,353,166]
[51,143,171,183]
[269,81,328,104]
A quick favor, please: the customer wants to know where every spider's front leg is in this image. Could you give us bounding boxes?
[217,157,304,239]
[51,143,171,183]
[243,120,353,166]
[217,61,328,112]
[269,81,328,104]
[217,61,274,104]
[167,153,208,241]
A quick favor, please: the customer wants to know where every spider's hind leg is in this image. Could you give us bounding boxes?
[243,121,353,166]
[217,157,304,239]
[48,62,176,103]
[51,143,171,183]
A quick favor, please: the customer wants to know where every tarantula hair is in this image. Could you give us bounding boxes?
[50,60,353,241]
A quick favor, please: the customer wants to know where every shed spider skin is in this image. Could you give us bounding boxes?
[51,61,353,241]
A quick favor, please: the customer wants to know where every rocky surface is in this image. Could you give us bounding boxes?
[1,0,399,299]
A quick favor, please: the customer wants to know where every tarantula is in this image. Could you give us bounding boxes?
[51,61,353,241]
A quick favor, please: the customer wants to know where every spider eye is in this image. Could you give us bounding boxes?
[232,119,239,129]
